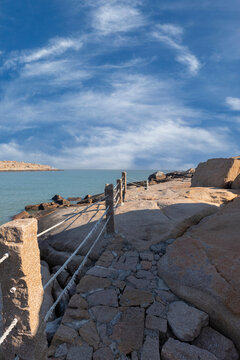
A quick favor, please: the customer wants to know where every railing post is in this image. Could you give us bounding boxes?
[145,180,149,190]
[122,171,127,201]
[117,179,123,205]
[0,219,47,360]
[105,184,115,235]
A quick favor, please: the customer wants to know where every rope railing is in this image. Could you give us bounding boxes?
[44,217,110,322]
[0,318,18,346]
[43,205,110,291]
[37,196,106,238]
[0,253,9,264]
[0,172,130,357]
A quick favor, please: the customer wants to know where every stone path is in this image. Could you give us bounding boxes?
[42,180,239,359]
[47,233,238,359]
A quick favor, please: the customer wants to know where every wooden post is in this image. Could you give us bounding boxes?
[122,171,127,201]
[145,180,149,190]
[105,184,115,235]
[0,219,47,360]
[117,179,123,205]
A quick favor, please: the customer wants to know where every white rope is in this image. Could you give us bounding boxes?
[114,197,120,209]
[127,181,143,188]
[43,205,110,290]
[0,253,9,264]
[114,189,119,201]
[44,217,110,322]
[0,318,18,345]
[127,175,144,182]
[37,197,106,238]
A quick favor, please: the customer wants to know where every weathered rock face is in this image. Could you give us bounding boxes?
[232,173,240,189]
[191,157,240,188]
[161,338,219,360]
[148,171,166,183]
[167,301,208,341]
[158,196,240,350]
[193,326,239,360]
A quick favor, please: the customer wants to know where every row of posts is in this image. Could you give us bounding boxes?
[0,171,148,359]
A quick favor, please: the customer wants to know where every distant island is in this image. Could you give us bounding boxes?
[0,161,59,172]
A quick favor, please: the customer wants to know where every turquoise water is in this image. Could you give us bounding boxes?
[0,169,156,225]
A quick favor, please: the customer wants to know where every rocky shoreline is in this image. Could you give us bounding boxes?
[2,158,240,359]
[0,160,59,172]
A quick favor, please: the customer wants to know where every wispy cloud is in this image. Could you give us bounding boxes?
[3,37,82,70]
[92,3,145,35]
[226,97,240,111]
[152,23,201,75]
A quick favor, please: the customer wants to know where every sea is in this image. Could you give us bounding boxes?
[0,169,159,226]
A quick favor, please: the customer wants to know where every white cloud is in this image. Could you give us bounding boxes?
[92,3,145,34]
[153,24,201,75]
[226,97,240,111]
[3,37,82,70]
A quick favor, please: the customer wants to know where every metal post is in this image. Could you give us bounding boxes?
[117,179,123,205]
[0,219,47,360]
[105,184,115,235]
[122,171,127,201]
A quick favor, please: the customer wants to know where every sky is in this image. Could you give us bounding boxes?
[0,0,240,170]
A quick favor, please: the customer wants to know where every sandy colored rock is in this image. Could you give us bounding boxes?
[78,320,100,349]
[0,160,57,171]
[68,294,88,309]
[161,338,219,360]
[93,347,114,360]
[158,196,240,350]
[141,335,160,360]
[145,314,167,337]
[120,287,154,307]
[232,173,240,189]
[193,326,239,360]
[167,301,208,341]
[111,307,145,354]
[0,219,47,360]
[66,344,93,360]
[90,306,119,323]
[87,289,118,307]
[76,275,111,293]
[191,157,240,188]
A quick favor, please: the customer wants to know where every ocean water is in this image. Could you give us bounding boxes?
[0,169,156,225]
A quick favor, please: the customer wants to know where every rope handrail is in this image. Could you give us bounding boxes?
[37,196,106,238]
[127,181,144,188]
[114,196,120,208]
[114,189,119,201]
[43,205,110,290]
[44,217,110,322]
[0,318,18,345]
[0,253,9,265]
[127,175,146,183]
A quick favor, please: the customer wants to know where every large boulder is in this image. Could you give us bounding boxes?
[191,157,240,188]
[148,171,166,183]
[158,197,240,350]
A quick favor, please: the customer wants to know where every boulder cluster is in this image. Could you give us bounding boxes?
[148,168,195,184]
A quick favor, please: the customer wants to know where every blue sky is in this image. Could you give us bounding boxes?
[0,0,240,169]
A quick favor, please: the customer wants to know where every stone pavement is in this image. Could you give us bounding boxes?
[43,180,239,359]
[47,233,238,359]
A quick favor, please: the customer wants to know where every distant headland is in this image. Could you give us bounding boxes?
[0,160,59,172]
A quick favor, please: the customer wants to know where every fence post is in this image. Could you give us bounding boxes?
[145,180,149,190]
[122,171,127,201]
[105,184,115,235]
[0,219,47,360]
[117,179,123,205]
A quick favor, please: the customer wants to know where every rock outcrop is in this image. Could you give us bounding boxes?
[158,196,240,350]
[191,157,240,188]
[0,161,58,171]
